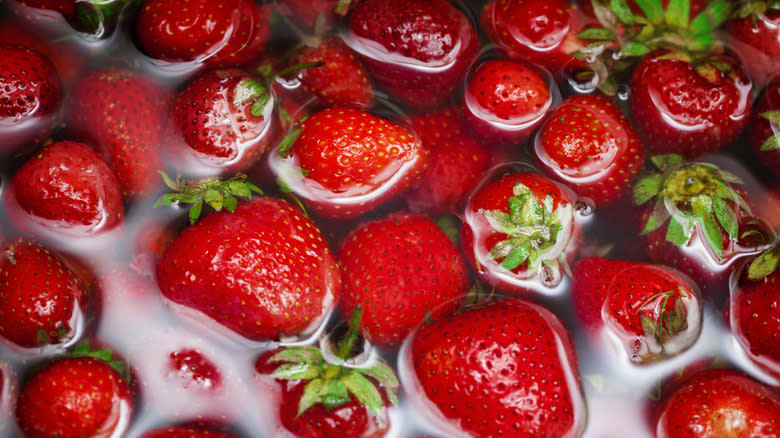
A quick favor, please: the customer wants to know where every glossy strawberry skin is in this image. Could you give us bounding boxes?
[275,107,429,219]
[655,369,780,438]
[156,197,341,342]
[535,93,645,207]
[408,298,585,438]
[16,357,133,438]
[69,69,170,198]
[140,426,239,438]
[136,0,270,67]
[0,239,87,349]
[0,43,62,153]
[748,75,780,177]
[346,0,479,109]
[629,51,753,159]
[726,10,780,88]
[275,0,341,28]
[338,212,469,346]
[462,59,552,145]
[5,141,124,241]
[404,107,505,214]
[571,256,636,329]
[164,69,277,176]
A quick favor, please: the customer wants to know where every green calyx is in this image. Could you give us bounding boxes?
[747,243,780,280]
[633,154,750,260]
[64,342,130,381]
[636,289,688,348]
[760,109,780,152]
[479,181,573,281]
[154,172,263,224]
[732,0,780,21]
[73,0,129,36]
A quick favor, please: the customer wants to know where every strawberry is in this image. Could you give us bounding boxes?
[273,107,429,219]
[156,194,341,342]
[15,346,133,438]
[404,107,505,215]
[729,243,780,378]
[337,212,469,346]
[296,35,374,109]
[726,2,780,88]
[748,75,780,177]
[654,368,780,437]
[462,59,552,145]
[68,68,170,198]
[4,141,124,245]
[345,0,479,109]
[535,93,645,207]
[632,154,774,294]
[0,43,62,154]
[460,171,584,296]
[255,310,399,438]
[629,50,753,158]
[163,69,278,176]
[274,0,347,29]
[13,0,128,36]
[0,238,88,349]
[406,298,586,438]
[140,426,239,438]
[136,0,270,67]
[572,257,702,364]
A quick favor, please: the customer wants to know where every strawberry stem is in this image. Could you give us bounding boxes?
[335,308,363,361]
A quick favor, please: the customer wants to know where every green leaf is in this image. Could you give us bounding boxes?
[592,0,620,28]
[321,381,351,410]
[204,189,224,211]
[577,27,617,40]
[278,127,303,158]
[227,181,252,198]
[641,199,671,234]
[154,193,178,208]
[717,170,743,185]
[712,196,738,238]
[271,363,321,380]
[480,210,517,235]
[760,110,780,125]
[634,0,664,22]
[665,0,691,28]
[251,93,271,117]
[74,1,103,35]
[651,154,684,171]
[633,175,664,205]
[358,360,400,406]
[747,248,780,280]
[761,135,780,152]
[610,0,636,23]
[691,195,724,259]
[233,79,264,107]
[689,0,730,35]
[501,245,530,270]
[189,198,204,224]
[223,193,238,212]
[298,378,324,416]
[622,42,651,57]
[665,216,691,246]
[343,372,385,423]
[158,171,178,190]
[269,347,324,365]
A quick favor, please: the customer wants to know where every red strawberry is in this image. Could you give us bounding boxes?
[345,0,479,109]
[338,212,469,346]
[654,368,780,437]
[481,0,588,76]
[296,36,374,109]
[462,59,552,145]
[15,347,133,438]
[535,93,645,207]
[404,107,506,215]
[460,171,584,296]
[4,141,124,245]
[629,50,753,159]
[69,68,170,198]
[136,0,270,68]
[632,154,774,294]
[156,196,341,342]
[0,239,88,349]
[163,69,278,176]
[0,43,62,154]
[272,107,429,219]
[140,426,239,438]
[748,75,780,177]
[405,298,586,438]
[274,0,344,29]
[726,2,780,88]
[572,257,702,364]
[730,243,780,378]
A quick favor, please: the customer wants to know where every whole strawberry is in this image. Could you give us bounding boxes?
[460,171,584,296]
[572,257,702,364]
[748,75,780,177]
[535,93,645,207]
[462,59,552,145]
[0,239,88,349]
[629,50,752,158]
[15,346,134,438]
[406,298,586,438]
[0,43,62,154]
[4,141,124,244]
[404,107,505,214]
[338,212,469,346]
[136,0,270,67]
[632,154,773,294]
[140,426,239,438]
[345,0,478,109]
[655,368,780,437]
[164,69,277,176]
[273,107,429,219]
[726,1,780,88]
[69,69,170,198]
[156,195,341,342]
[730,243,780,378]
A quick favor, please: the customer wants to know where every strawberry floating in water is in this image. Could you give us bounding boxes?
[726,0,780,88]
[748,75,780,178]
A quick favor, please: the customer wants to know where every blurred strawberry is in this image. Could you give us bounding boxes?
[726,1,780,88]
[748,75,780,177]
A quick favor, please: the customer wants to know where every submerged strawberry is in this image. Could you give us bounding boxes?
[748,75,780,177]
[140,426,239,438]
[726,1,780,88]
